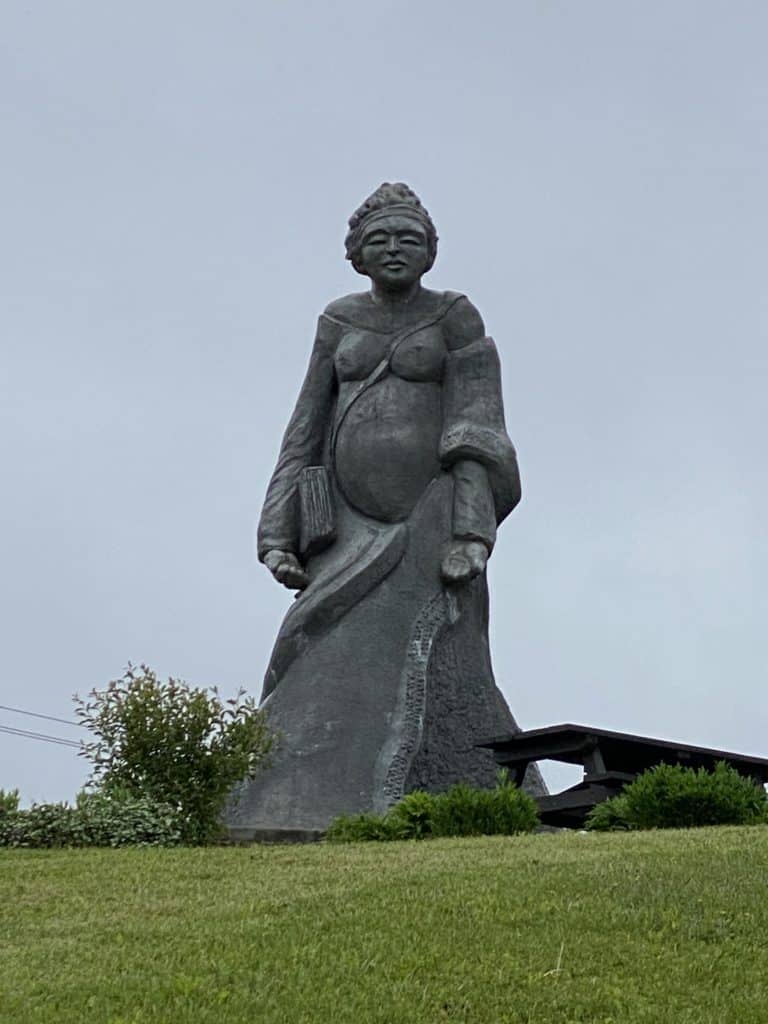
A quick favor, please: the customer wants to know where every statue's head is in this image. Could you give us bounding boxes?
[345,183,438,281]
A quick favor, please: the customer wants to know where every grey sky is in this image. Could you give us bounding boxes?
[2,1,766,803]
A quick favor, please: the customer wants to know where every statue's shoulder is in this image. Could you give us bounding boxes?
[439,291,486,351]
[321,292,372,327]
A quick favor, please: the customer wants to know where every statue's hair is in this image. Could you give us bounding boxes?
[345,182,438,275]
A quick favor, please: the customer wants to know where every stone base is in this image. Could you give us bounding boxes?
[227,826,325,844]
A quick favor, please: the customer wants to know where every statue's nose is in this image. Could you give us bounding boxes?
[385,235,400,253]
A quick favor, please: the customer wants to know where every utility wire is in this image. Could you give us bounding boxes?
[0,704,82,728]
[0,724,82,749]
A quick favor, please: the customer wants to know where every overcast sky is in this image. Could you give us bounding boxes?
[2,1,766,803]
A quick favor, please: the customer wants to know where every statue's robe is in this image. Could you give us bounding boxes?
[229,291,544,834]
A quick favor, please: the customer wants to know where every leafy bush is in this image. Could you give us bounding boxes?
[327,772,539,842]
[74,664,274,844]
[325,812,403,842]
[584,794,632,832]
[0,789,20,815]
[0,791,182,848]
[431,773,540,837]
[586,761,768,832]
[74,790,183,846]
[389,790,439,839]
[0,802,77,848]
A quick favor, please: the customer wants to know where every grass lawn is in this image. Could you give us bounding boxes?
[2,826,767,1023]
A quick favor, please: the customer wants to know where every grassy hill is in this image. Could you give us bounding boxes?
[2,826,767,1023]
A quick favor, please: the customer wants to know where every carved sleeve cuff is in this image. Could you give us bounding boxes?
[257,535,298,563]
[452,459,497,553]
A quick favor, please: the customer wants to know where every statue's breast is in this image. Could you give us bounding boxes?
[335,330,387,382]
[390,325,445,382]
[335,325,446,383]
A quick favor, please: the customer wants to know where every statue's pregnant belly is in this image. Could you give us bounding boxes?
[334,376,443,522]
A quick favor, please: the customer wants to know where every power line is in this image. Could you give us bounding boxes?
[0,724,81,748]
[0,704,82,728]
[0,724,82,749]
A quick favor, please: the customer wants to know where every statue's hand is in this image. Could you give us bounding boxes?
[263,550,310,591]
[440,540,489,585]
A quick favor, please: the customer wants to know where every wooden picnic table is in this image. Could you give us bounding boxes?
[479,723,768,828]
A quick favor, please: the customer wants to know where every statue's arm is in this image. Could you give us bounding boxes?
[257,315,338,577]
[440,296,520,583]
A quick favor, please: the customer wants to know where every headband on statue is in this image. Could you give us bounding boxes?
[355,204,433,234]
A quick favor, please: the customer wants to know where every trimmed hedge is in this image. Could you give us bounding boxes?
[0,791,182,848]
[327,772,539,842]
[587,761,768,831]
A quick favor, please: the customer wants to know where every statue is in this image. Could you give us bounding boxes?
[229,183,544,835]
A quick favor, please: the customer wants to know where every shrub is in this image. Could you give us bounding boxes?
[326,771,539,842]
[74,664,274,844]
[74,790,182,846]
[431,773,540,838]
[0,791,182,849]
[586,761,768,832]
[487,770,542,834]
[325,812,402,843]
[0,802,78,848]
[585,794,632,832]
[0,789,20,815]
[388,790,439,839]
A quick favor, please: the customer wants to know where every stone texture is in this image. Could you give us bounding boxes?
[227,183,544,834]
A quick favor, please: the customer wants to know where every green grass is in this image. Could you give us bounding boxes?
[2,827,768,1023]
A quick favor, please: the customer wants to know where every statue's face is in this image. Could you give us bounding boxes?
[359,214,430,290]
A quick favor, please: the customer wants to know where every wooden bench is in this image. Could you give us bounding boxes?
[479,724,768,828]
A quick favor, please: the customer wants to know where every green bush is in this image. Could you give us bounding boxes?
[327,772,539,842]
[75,790,183,846]
[325,812,402,842]
[431,774,540,837]
[0,791,182,849]
[0,802,78,848]
[586,761,768,832]
[489,771,542,834]
[74,664,274,844]
[584,794,632,832]
[0,789,20,814]
[388,790,439,839]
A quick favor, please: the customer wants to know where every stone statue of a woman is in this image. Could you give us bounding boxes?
[230,183,543,835]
